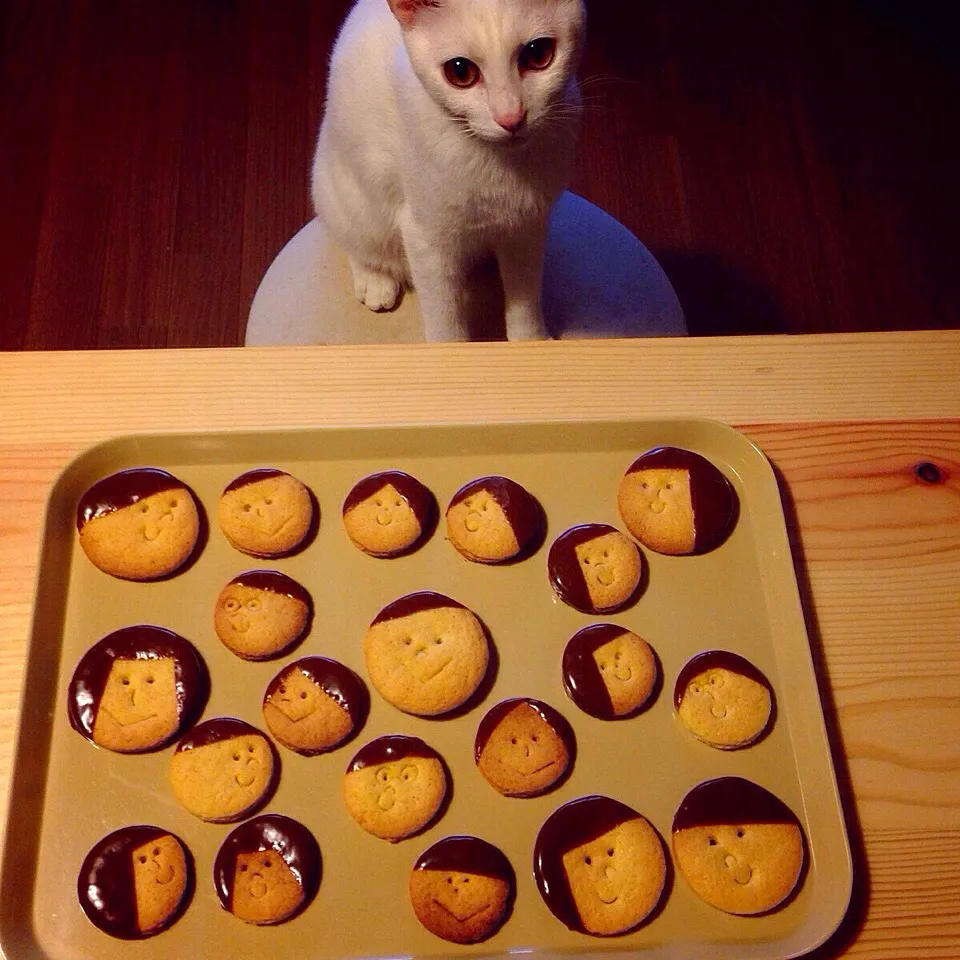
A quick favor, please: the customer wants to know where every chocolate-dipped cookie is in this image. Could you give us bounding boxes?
[445,476,542,563]
[342,470,437,557]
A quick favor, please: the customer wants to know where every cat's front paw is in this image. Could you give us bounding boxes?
[350,261,402,312]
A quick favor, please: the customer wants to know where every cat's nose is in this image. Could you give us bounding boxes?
[495,108,526,133]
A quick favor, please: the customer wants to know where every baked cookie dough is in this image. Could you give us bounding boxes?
[263,656,368,755]
[218,468,314,557]
[534,795,667,936]
[410,836,515,943]
[474,698,575,797]
[342,470,437,557]
[363,591,489,716]
[78,826,192,939]
[672,777,805,914]
[562,624,658,719]
[67,625,208,754]
[214,569,312,661]
[617,447,737,555]
[445,476,542,563]
[169,718,278,823]
[214,815,321,925]
[343,735,448,841]
[77,468,201,580]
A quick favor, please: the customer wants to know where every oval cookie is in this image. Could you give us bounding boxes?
[67,625,209,754]
[675,650,774,749]
[548,523,643,614]
[218,469,315,557]
[474,698,575,797]
[534,795,667,936]
[214,815,321,925]
[363,592,490,716]
[214,569,312,661]
[617,447,737,555]
[77,468,201,580]
[343,735,448,841]
[342,470,437,557]
[169,718,278,822]
[410,836,515,943]
[672,777,805,914]
[263,656,368,755]
[78,826,192,939]
[562,624,658,719]
[445,476,542,563]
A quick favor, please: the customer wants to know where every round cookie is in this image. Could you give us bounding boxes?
[562,624,658,719]
[263,656,368,755]
[169,718,278,822]
[675,650,774,749]
[218,468,314,557]
[672,777,805,915]
[474,698,575,797]
[342,470,437,557]
[534,795,667,936]
[410,836,515,943]
[617,447,737,555]
[78,826,192,939]
[548,523,643,614]
[363,592,490,717]
[214,569,312,661]
[67,625,208,754]
[77,468,201,580]
[214,815,321,925]
[343,735,448,841]
[445,476,542,563]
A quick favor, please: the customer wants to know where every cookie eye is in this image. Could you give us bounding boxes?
[532,735,539,742]
[666,483,673,491]
[394,499,403,507]
[140,505,150,514]
[376,768,389,783]
[691,684,701,695]
[264,498,273,505]
[375,499,382,507]
[169,498,179,508]
[120,676,131,686]
[446,877,453,884]
[139,855,147,863]
[510,738,518,745]
[463,877,470,884]
[708,836,717,846]
[607,847,614,856]
[299,691,308,699]
[434,637,443,645]
[641,482,650,490]
[737,829,745,838]
[146,675,155,684]
[602,550,609,558]
[583,557,591,565]
[401,765,418,781]
[243,503,252,512]
[263,858,271,867]
[248,744,255,753]
[153,847,160,856]
[224,598,240,612]
[584,855,592,865]
[599,662,607,671]
[233,752,241,761]
[278,684,286,694]
[240,864,248,872]
[247,598,261,610]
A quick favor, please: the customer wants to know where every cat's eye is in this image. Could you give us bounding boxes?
[444,57,480,89]
[519,37,556,72]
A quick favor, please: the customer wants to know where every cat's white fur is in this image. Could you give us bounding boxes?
[311,0,585,341]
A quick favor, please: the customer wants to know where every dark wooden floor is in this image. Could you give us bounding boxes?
[2,0,958,349]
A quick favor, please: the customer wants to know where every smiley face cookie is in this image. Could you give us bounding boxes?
[78,826,192,939]
[77,468,201,580]
[263,656,368,755]
[675,651,774,749]
[534,795,667,936]
[218,469,315,557]
[169,718,278,822]
[672,777,805,914]
[617,447,738,555]
[363,592,490,716]
[562,624,658,720]
[214,570,312,661]
[343,735,448,841]
[445,476,542,563]
[548,523,643,614]
[410,836,515,943]
[67,625,208,754]
[474,698,575,797]
[214,815,321,925]
[342,470,437,557]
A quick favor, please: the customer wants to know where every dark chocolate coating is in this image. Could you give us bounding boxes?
[346,734,442,773]
[371,591,468,625]
[562,624,635,719]
[342,471,437,529]
[226,569,312,609]
[474,698,576,763]
[67,625,208,750]
[447,476,542,553]
[625,447,737,553]
[213,814,321,921]
[548,523,635,613]
[78,825,191,939]
[76,468,186,529]
[414,836,514,885]
[673,777,800,830]
[222,468,288,494]
[673,650,772,709]
[174,716,271,753]
[533,795,644,933]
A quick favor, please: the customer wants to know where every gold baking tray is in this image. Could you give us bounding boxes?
[0,419,852,960]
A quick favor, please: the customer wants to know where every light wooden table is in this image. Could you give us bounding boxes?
[1,331,958,958]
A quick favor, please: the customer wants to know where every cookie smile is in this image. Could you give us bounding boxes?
[434,899,491,924]
[413,656,452,682]
[100,708,159,728]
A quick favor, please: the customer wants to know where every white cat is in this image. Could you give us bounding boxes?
[311,0,586,341]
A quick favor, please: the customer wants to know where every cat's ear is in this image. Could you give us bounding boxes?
[387,0,441,29]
